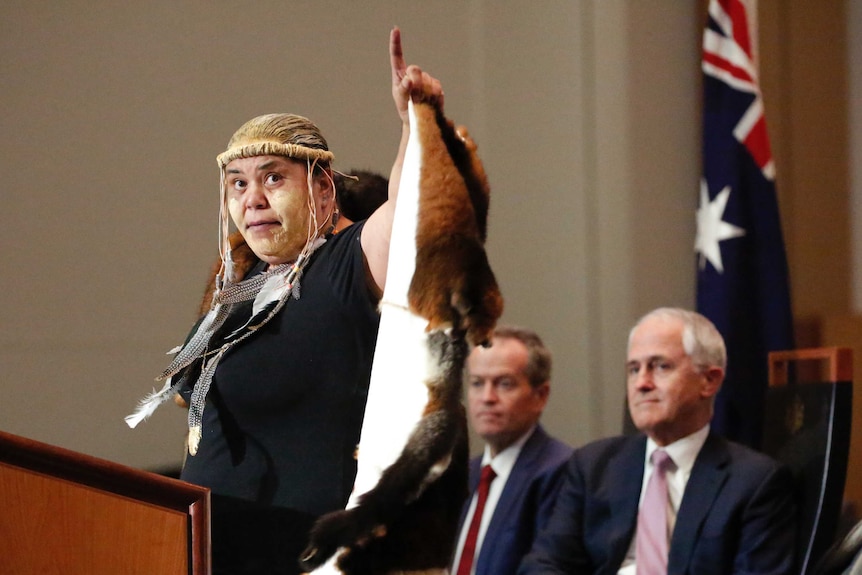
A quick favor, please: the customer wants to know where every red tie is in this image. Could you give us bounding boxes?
[636,449,675,575]
[456,464,497,575]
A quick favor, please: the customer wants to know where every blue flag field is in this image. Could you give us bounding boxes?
[696,0,794,448]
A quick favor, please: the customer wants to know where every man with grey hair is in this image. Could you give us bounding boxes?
[519,307,796,575]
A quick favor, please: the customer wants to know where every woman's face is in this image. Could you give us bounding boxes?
[225,155,333,265]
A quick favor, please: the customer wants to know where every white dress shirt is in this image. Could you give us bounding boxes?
[451,426,536,575]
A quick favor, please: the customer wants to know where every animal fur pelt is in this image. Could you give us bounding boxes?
[302,331,470,575]
[299,94,502,575]
[408,100,501,348]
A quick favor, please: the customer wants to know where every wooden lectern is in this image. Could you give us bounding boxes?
[0,430,210,574]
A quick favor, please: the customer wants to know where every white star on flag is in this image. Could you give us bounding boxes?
[695,179,746,273]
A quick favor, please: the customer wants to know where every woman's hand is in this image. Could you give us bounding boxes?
[390,27,444,125]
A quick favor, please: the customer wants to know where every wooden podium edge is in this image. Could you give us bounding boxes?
[0,429,210,574]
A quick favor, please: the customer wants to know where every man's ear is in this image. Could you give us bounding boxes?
[534,381,551,406]
[701,366,724,399]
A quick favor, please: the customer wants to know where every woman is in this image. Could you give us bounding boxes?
[127,28,444,574]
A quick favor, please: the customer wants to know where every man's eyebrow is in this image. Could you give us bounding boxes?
[627,355,666,365]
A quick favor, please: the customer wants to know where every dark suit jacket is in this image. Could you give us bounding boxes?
[457,425,573,575]
[518,432,796,575]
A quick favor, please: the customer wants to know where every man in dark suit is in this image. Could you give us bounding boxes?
[519,308,796,575]
[452,325,573,575]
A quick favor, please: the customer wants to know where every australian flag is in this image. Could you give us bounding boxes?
[697,0,794,449]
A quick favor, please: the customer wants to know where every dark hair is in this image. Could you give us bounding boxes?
[492,325,552,388]
[333,170,389,222]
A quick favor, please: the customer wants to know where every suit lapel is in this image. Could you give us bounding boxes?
[493,426,548,518]
[668,433,729,573]
[603,436,646,567]
[475,427,549,575]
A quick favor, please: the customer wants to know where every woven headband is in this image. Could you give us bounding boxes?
[217,141,335,169]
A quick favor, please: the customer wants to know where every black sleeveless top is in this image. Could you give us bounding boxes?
[180,223,380,516]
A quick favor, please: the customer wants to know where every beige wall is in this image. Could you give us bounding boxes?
[4,0,853,477]
[759,0,861,510]
[760,0,852,322]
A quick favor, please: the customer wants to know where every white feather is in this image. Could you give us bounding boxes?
[188,425,202,456]
[223,246,235,286]
[253,274,290,317]
[222,274,291,339]
[124,378,175,428]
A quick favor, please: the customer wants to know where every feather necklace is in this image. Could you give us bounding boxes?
[125,237,325,455]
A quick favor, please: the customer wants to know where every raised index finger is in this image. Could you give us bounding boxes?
[390,27,406,85]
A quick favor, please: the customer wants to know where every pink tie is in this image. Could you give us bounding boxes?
[636,449,675,575]
[456,464,496,575]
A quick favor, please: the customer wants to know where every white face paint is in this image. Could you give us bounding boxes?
[224,155,333,265]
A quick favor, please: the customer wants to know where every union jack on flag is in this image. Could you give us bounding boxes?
[696,0,794,449]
